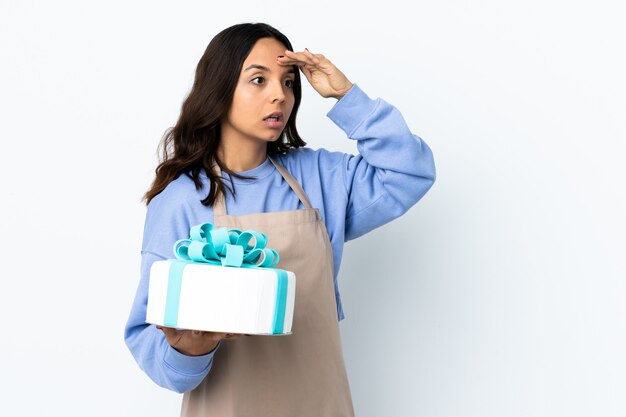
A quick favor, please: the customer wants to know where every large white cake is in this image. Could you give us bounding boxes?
[146,260,296,335]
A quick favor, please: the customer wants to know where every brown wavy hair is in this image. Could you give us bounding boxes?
[143,23,306,206]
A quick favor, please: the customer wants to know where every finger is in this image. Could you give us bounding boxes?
[281,50,317,67]
[158,326,185,347]
[276,56,300,67]
[303,48,321,64]
[278,50,299,61]
[192,330,224,342]
[156,325,179,339]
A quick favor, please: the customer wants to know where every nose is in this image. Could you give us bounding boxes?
[270,80,286,103]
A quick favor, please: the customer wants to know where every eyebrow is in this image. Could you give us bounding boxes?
[244,64,296,75]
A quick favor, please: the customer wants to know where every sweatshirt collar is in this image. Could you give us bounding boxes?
[209,156,275,185]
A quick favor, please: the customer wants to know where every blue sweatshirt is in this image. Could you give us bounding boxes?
[124,84,436,393]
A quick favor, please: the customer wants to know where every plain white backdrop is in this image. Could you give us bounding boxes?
[1,1,625,416]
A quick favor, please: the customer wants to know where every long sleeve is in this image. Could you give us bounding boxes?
[325,84,436,241]
[124,189,221,393]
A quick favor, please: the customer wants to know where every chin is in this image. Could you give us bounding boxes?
[255,130,284,143]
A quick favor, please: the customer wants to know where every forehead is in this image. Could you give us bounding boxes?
[242,37,288,68]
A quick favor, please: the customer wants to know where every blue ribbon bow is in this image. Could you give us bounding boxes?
[173,222,280,268]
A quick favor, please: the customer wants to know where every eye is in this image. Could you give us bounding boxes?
[285,79,295,88]
[251,76,265,85]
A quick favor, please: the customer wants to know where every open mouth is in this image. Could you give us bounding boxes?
[263,111,284,122]
[263,112,285,128]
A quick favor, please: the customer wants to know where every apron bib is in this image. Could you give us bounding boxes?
[180,157,355,417]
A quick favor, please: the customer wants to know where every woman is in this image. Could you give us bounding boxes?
[125,22,436,416]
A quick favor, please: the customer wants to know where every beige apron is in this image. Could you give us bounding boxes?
[180,157,355,417]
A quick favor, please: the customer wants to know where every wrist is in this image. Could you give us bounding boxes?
[173,340,220,357]
[334,83,354,100]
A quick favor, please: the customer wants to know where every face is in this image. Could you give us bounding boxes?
[221,37,296,146]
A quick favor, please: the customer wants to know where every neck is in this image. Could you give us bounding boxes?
[216,139,267,172]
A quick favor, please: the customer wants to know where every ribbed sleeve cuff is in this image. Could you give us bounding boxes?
[163,341,220,375]
[326,83,379,136]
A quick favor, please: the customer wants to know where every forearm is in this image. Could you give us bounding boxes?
[326,84,436,240]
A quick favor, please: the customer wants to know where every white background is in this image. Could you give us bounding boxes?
[1,1,624,416]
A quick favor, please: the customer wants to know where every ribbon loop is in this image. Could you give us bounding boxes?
[189,223,214,241]
[173,223,280,269]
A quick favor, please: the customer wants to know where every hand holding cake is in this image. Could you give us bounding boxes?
[157,326,242,356]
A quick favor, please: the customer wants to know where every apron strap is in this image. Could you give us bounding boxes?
[212,156,313,217]
[267,156,313,210]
